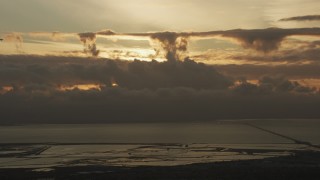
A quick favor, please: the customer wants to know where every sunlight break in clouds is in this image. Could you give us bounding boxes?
[2,27,320,63]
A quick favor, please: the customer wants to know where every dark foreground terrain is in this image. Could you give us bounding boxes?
[1,151,320,180]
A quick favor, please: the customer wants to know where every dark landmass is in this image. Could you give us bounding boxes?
[1,151,320,180]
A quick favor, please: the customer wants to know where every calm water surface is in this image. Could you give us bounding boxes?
[0,119,319,144]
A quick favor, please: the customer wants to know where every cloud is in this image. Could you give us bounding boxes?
[4,27,320,60]
[215,63,320,80]
[96,31,190,61]
[28,31,76,41]
[219,28,288,53]
[78,32,100,56]
[0,55,232,90]
[229,48,320,63]
[96,29,116,36]
[192,38,320,66]
[280,15,320,22]
[109,28,320,55]
[233,76,317,94]
[196,28,320,53]
[149,32,189,62]
[1,83,319,124]
[259,76,317,93]
[3,33,24,52]
[0,55,319,124]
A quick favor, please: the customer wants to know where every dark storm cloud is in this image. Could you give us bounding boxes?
[1,81,319,124]
[215,63,320,80]
[280,15,320,22]
[0,55,319,124]
[0,55,231,90]
[234,76,317,94]
[218,28,289,53]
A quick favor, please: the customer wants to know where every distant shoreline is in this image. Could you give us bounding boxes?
[1,151,320,180]
[1,118,320,126]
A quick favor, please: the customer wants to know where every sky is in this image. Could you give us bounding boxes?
[1,0,320,123]
[1,0,320,32]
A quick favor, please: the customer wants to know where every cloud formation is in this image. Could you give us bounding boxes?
[4,27,320,59]
[1,81,319,124]
[150,32,189,61]
[78,32,100,57]
[0,55,319,124]
[198,28,320,53]
[280,15,320,22]
[228,47,320,63]
[104,28,320,55]
[215,63,320,80]
[219,28,289,53]
[234,76,317,94]
[0,55,231,90]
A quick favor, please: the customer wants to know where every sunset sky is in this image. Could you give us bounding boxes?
[2,0,320,59]
[1,0,320,123]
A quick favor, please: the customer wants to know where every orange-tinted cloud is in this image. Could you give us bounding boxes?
[3,33,23,52]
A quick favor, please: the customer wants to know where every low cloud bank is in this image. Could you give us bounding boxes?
[0,55,231,90]
[0,55,319,123]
